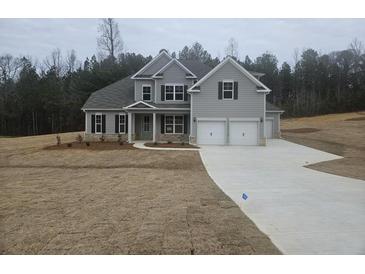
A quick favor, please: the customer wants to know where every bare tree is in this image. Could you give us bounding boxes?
[225,38,239,59]
[349,38,364,56]
[0,54,21,83]
[97,18,123,60]
[44,48,64,77]
[66,50,77,73]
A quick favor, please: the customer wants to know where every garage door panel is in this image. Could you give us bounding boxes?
[197,121,225,145]
[229,121,258,145]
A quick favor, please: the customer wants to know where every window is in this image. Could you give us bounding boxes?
[119,114,126,133]
[165,84,184,101]
[223,81,233,99]
[142,85,151,101]
[95,114,102,133]
[165,85,174,101]
[165,115,184,134]
[175,85,184,100]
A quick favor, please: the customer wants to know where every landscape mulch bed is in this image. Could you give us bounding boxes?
[144,142,199,149]
[281,128,321,133]
[44,142,136,150]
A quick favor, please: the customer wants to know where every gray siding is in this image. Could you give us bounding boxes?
[266,112,281,138]
[134,79,155,102]
[155,62,193,104]
[142,54,171,75]
[191,61,265,139]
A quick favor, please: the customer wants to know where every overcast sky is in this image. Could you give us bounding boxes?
[1,18,364,65]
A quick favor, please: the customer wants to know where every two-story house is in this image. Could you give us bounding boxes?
[81,49,283,145]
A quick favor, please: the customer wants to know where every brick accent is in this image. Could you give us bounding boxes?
[157,133,189,143]
[84,133,130,142]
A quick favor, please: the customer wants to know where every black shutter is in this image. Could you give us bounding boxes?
[161,85,165,101]
[161,114,165,134]
[218,81,222,99]
[102,114,106,133]
[91,114,95,133]
[115,114,119,133]
[125,114,128,133]
[234,81,238,99]
[184,85,188,101]
[184,114,188,134]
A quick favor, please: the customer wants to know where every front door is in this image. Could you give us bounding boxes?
[140,115,153,140]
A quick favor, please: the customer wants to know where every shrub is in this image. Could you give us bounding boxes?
[181,142,185,146]
[99,134,105,142]
[56,135,61,146]
[76,134,83,143]
[67,143,72,148]
[85,142,90,146]
[153,142,158,146]
[167,141,172,144]
[117,134,122,143]
[119,141,124,145]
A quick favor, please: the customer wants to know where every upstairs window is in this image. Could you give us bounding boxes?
[142,85,151,101]
[165,84,184,101]
[223,81,233,99]
[165,85,174,101]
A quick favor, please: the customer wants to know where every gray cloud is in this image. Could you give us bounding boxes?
[0,18,364,65]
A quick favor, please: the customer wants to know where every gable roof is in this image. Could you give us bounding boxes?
[187,56,271,93]
[131,50,172,79]
[125,101,157,109]
[81,76,134,110]
[152,59,197,79]
[179,59,213,80]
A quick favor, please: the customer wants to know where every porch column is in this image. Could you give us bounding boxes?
[128,112,132,143]
[152,112,156,143]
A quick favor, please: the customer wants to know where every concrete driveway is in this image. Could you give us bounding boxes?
[199,139,365,254]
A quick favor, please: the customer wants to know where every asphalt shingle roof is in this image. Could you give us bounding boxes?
[82,76,134,109]
[179,59,213,79]
[266,102,284,112]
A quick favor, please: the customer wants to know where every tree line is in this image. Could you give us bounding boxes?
[0,19,364,136]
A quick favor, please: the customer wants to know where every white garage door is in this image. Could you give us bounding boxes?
[265,119,273,139]
[197,120,225,145]
[229,121,258,145]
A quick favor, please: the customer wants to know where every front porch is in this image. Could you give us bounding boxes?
[127,111,190,143]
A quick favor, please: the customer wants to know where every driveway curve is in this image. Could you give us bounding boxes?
[199,139,365,254]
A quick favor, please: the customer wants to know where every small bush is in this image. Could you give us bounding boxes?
[99,134,105,142]
[119,141,124,145]
[153,142,158,146]
[67,143,72,148]
[85,142,90,146]
[181,142,185,146]
[167,141,172,144]
[56,135,61,146]
[76,134,83,143]
[117,134,122,143]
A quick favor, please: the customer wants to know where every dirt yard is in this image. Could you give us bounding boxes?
[281,111,365,180]
[0,132,280,255]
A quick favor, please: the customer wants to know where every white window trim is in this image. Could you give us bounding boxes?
[95,113,103,134]
[142,85,152,102]
[119,113,126,133]
[223,80,234,100]
[165,84,184,101]
[165,115,184,134]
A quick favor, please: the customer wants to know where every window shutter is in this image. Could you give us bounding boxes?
[91,114,95,133]
[184,114,188,134]
[184,85,188,101]
[234,81,238,99]
[125,114,128,133]
[218,81,222,99]
[161,114,165,134]
[102,114,106,133]
[161,85,165,101]
[115,114,119,133]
